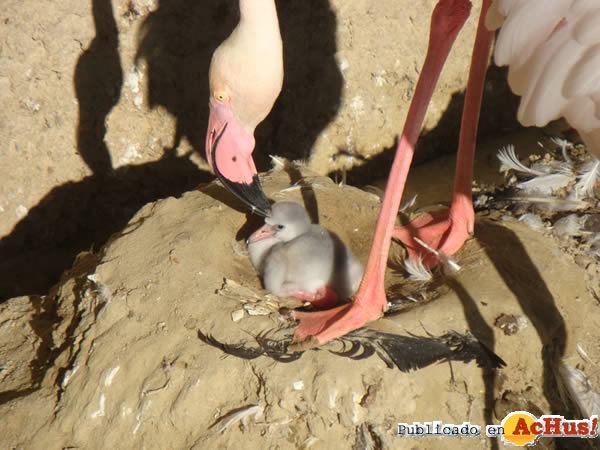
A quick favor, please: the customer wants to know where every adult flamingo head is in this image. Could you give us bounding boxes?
[206,0,284,216]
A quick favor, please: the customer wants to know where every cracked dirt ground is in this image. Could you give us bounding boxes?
[1,0,599,448]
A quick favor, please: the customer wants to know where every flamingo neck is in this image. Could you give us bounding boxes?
[222,0,282,131]
[239,0,279,31]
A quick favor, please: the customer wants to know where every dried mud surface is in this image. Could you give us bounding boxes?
[1,156,599,448]
[1,1,599,449]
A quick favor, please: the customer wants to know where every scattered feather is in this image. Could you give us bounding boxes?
[530,160,572,176]
[518,213,546,232]
[269,155,287,169]
[575,157,600,199]
[271,183,327,198]
[497,143,583,197]
[587,247,600,258]
[315,329,505,371]
[413,237,461,273]
[473,194,489,208]
[212,405,264,433]
[197,328,506,372]
[509,194,590,212]
[550,137,572,148]
[586,233,600,258]
[551,137,574,166]
[515,172,573,195]
[557,363,600,417]
[399,194,418,213]
[552,214,588,239]
[498,145,546,176]
[403,255,433,282]
[576,344,596,367]
[386,296,419,312]
[198,329,303,362]
[588,233,600,244]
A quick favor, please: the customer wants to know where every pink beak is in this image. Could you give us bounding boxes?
[247,223,276,244]
[206,101,271,216]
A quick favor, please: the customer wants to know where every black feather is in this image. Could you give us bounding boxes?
[197,327,505,372]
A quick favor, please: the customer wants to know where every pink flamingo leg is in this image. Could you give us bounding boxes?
[293,0,474,347]
[394,0,494,268]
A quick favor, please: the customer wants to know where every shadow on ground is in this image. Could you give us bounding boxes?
[0,0,343,301]
[329,65,520,188]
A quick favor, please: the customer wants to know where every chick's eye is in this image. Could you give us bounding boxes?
[277,224,285,230]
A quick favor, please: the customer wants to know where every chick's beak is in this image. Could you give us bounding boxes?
[247,223,276,244]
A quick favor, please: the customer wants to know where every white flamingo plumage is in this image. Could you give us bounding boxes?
[488,0,600,158]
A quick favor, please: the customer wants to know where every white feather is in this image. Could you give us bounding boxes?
[529,160,569,175]
[588,234,600,246]
[404,256,433,282]
[550,137,574,167]
[412,237,461,273]
[575,157,600,198]
[399,194,418,213]
[552,214,588,238]
[215,405,264,433]
[557,363,600,417]
[504,194,590,212]
[550,136,571,148]
[518,213,546,232]
[497,145,546,176]
[515,173,573,195]
[587,233,600,258]
[269,155,287,168]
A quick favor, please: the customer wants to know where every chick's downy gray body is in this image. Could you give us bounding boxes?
[247,202,364,308]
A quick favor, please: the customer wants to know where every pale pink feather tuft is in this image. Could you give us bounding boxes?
[488,0,600,159]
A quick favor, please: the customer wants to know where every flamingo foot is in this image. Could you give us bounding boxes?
[393,205,473,269]
[291,276,386,348]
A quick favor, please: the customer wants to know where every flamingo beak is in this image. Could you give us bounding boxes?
[206,102,271,216]
[246,223,276,244]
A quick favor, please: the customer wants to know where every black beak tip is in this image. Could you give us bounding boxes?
[210,122,272,217]
[215,168,272,217]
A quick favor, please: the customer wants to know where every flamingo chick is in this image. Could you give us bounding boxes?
[247,202,364,309]
[206,0,283,215]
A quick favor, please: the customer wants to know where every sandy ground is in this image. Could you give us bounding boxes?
[1,0,600,448]
[1,132,599,448]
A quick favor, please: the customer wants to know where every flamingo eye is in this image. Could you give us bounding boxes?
[214,92,229,103]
